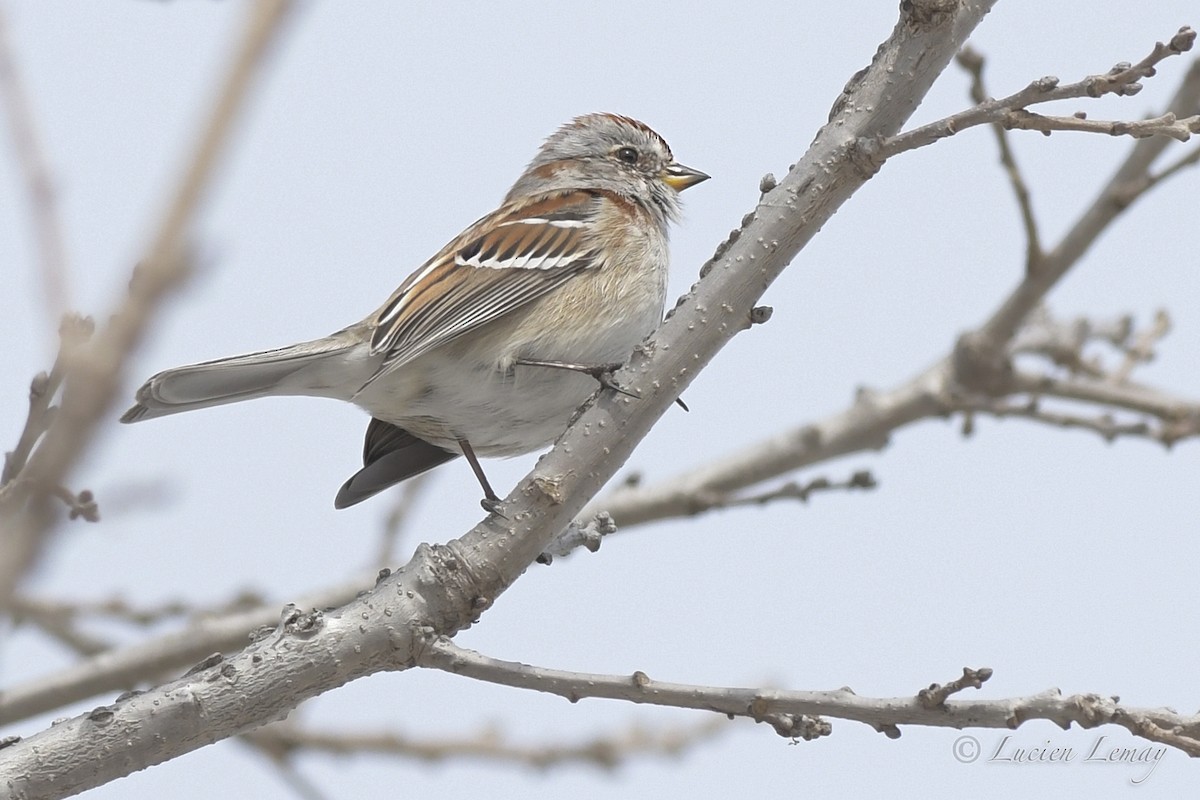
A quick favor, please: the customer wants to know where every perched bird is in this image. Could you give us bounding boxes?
[122,113,709,509]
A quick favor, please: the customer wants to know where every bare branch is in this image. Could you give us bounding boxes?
[698,469,877,512]
[977,50,1200,348]
[0,8,70,322]
[918,667,995,710]
[0,0,298,614]
[1003,109,1200,141]
[8,596,111,657]
[0,574,365,727]
[541,471,876,562]
[1009,307,1134,376]
[586,368,946,530]
[0,4,1001,793]
[539,511,617,563]
[374,473,432,567]
[1010,308,1177,387]
[1009,368,1200,427]
[957,396,1164,443]
[13,589,263,636]
[585,39,1200,538]
[420,639,1200,757]
[0,314,92,488]
[1110,309,1171,383]
[885,27,1197,157]
[956,46,1042,266]
[1148,138,1200,185]
[244,716,727,771]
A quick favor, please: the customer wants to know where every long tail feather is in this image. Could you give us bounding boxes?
[334,418,457,508]
[121,329,369,423]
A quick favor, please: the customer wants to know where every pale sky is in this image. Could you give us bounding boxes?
[2,2,1198,798]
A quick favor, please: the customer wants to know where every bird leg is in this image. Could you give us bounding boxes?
[515,358,689,409]
[457,438,503,513]
[514,358,639,398]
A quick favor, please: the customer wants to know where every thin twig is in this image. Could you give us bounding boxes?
[582,42,1200,536]
[885,27,1197,158]
[713,470,877,510]
[9,597,110,657]
[239,734,332,800]
[1008,368,1200,425]
[420,639,1200,756]
[13,590,263,631]
[918,667,995,710]
[1110,309,1171,383]
[1,315,92,488]
[1147,139,1200,184]
[956,396,1164,443]
[374,472,431,567]
[1003,108,1200,141]
[244,716,727,771]
[1009,307,1133,376]
[0,0,298,614]
[0,8,70,323]
[551,472,876,559]
[956,46,1042,267]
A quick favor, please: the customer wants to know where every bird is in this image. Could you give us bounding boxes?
[121,113,709,510]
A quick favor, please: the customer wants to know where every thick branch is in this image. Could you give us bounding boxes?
[0,573,368,726]
[0,3,998,795]
[584,43,1200,537]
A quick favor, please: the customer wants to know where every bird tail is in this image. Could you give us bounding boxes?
[121,329,369,423]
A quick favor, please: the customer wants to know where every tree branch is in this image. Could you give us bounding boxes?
[884,27,1197,158]
[956,45,1043,268]
[0,573,367,727]
[1002,108,1199,141]
[580,40,1200,539]
[419,639,1200,756]
[0,8,71,322]
[243,716,727,771]
[0,0,298,616]
[0,3,999,795]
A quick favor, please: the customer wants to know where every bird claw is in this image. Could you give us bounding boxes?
[592,368,640,400]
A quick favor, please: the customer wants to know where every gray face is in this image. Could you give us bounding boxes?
[506,114,685,229]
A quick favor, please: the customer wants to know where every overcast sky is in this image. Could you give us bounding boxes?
[2,2,1199,798]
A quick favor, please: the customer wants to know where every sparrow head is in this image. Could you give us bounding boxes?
[508,113,709,227]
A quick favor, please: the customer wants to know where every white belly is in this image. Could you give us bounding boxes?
[355,288,665,456]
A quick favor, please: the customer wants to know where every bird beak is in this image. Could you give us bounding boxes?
[661,162,710,191]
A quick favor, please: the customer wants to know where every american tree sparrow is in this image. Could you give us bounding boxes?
[122,113,708,509]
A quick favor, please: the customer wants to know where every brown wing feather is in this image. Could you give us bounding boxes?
[367,190,601,375]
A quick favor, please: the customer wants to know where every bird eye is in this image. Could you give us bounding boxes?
[615,146,639,165]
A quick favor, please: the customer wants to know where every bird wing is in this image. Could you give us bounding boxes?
[367,189,604,379]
